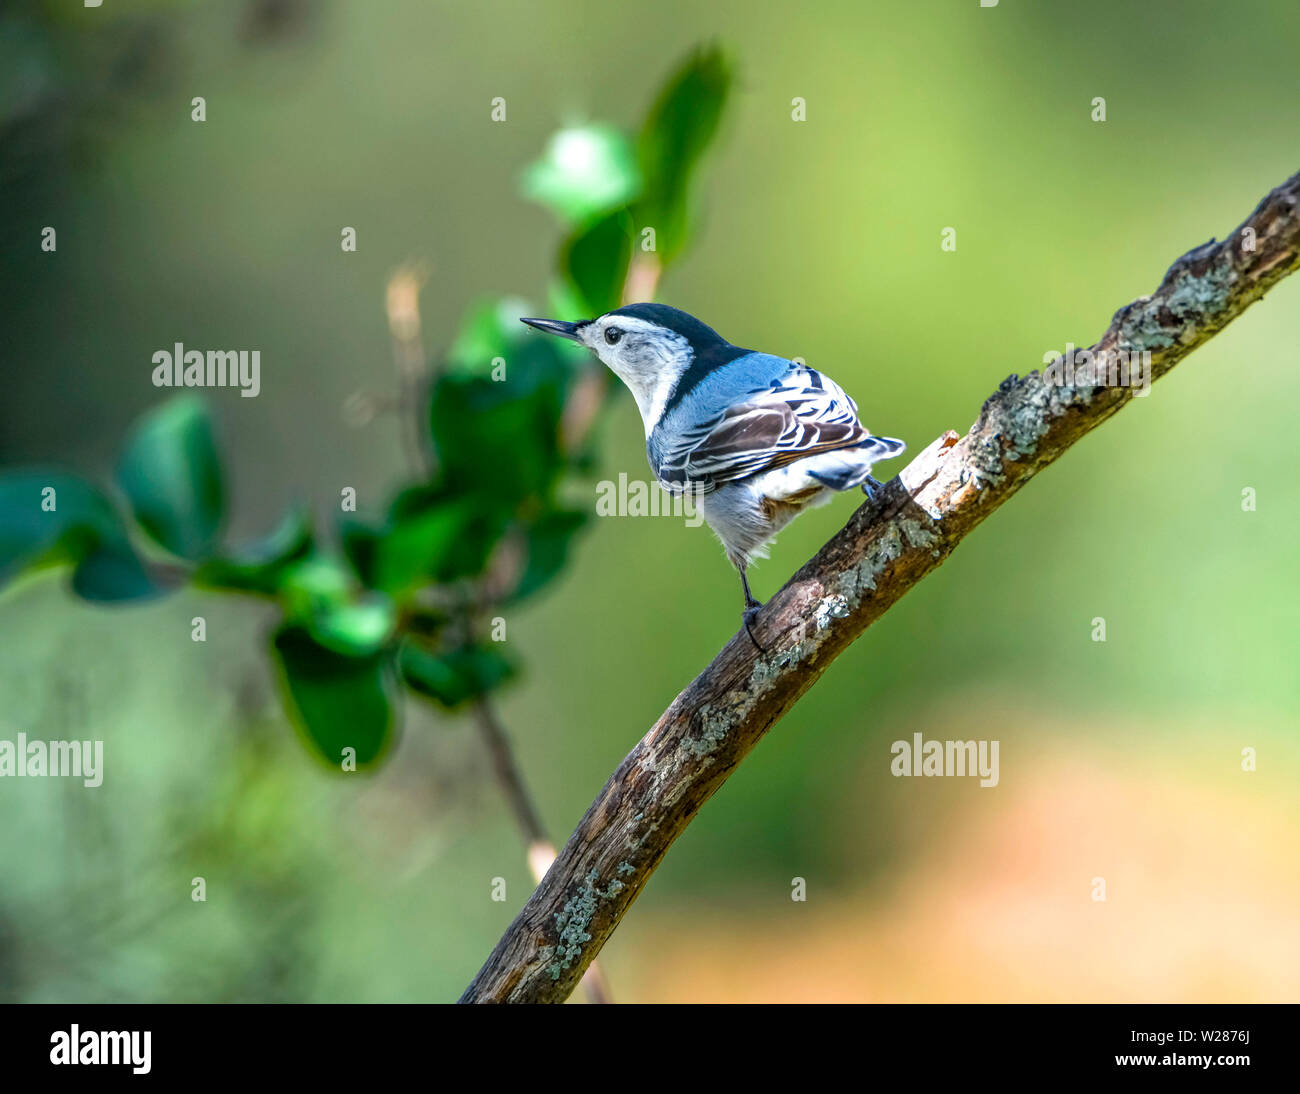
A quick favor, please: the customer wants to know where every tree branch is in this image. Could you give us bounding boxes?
[460,170,1300,1003]
[470,695,614,1005]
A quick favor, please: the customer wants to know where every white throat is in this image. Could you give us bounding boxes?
[625,371,680,437]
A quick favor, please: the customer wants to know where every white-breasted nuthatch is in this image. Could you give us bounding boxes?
[522,303,905,648]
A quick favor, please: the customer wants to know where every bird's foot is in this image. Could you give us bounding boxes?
[742,600,765,653]
[861,475,885,501]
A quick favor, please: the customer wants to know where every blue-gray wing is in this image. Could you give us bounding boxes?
[656,364,872,490]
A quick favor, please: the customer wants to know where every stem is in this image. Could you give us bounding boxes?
[470,695,547,845]
[386,264,434,478]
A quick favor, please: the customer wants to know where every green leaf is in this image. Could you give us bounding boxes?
[271,625,395,768]
[375,489,480,589]
[308,594,397,657]
[522,124,641,226]
[194,505,313,595]
[279,554,354,621]
[427,507,511,583]
[545,280,601,355]
[375,506,466,593]
[342,489,508,594]
[0,471,118,580]
[117,395,225,560]
[634,45,732,263]
[71,542,160,602]
[391,488,511,585]
[562,209,634,316]
[276,551,395,656]
[339,518,383,589]
[429,342,571,507]
[0,471,162,601]
[510,508,589,603]
[398,639,516,709]
[446,296,532,375]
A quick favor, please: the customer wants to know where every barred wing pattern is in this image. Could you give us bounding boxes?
[656,365,872,491]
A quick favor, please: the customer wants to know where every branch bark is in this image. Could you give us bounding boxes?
[470,695,614,1005]
[460,170,1300,1003]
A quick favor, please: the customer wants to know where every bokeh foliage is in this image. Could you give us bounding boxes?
[0,45,732,773]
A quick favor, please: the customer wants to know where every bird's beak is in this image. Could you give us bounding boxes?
[520,317,587,342]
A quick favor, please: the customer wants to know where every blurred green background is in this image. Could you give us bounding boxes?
[2,0,1297,1002]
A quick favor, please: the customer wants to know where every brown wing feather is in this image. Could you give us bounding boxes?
[682,396,870,485]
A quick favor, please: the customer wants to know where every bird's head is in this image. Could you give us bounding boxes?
[522,303,734,429]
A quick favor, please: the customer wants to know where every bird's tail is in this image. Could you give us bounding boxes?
[805,435,906,492]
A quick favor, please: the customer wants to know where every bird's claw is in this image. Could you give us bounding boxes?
[861,475,885,501]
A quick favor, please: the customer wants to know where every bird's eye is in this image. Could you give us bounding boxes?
[604,327,623,345]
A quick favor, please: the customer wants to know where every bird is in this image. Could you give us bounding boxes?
[521,303,905,650]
